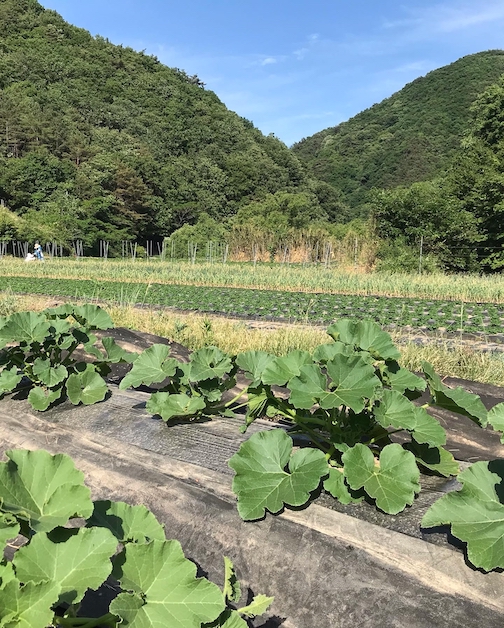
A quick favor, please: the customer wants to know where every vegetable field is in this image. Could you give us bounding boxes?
[1,275,504,335]
[3,258,504,302]
[2,305,504,576]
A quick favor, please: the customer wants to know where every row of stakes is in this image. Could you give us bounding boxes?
[0,240,356,266]
[0,240,230,262]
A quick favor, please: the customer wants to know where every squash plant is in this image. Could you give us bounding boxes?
[0,304,134,411]
[125,319,504,571]
[3,305,504,574]
[0,448,273,628]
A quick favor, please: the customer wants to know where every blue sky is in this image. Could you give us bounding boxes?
[41,0,504,146]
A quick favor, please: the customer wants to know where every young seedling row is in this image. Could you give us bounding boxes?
[1,276,504,335]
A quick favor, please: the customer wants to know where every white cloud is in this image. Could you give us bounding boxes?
[293,47,308,60]
[261,57,277,66]
[292,32,322,61]
[434,3,504,32]
[381,1,504,39]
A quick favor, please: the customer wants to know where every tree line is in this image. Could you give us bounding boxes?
[0,0,350,255]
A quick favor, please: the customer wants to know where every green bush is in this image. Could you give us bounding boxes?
[375,239,439,274]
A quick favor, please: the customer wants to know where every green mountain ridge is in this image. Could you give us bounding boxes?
[0,0,324,250]
[2,0,504,263]
[292,50,504,211]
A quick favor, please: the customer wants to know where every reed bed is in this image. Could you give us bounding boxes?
[2,257,504,303]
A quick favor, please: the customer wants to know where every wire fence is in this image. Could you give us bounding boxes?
[1,237,503,270]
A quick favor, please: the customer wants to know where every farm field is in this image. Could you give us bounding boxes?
[2,287,504,386]
[3,257,504,302]
[1,268,504,336]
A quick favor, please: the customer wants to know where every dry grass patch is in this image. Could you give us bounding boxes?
[108,305,504,386]
[2,291,503,387]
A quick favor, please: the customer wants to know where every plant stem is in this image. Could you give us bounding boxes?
[56,612,118,628]
[223,387,248,408]
[366,428,404,445]
[297,425,330,453]
[325,444,336,461]
[292,411,328,427]
[62,341,80,366]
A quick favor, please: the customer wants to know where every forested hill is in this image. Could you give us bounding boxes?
[0,0,323,249]
[292,50,504,211]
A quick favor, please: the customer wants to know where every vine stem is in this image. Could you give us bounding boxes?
[223,387,248,408]
[296,425,330,454]
[366,428,404,446]
[325,444,336,461]
[56,612,118,628]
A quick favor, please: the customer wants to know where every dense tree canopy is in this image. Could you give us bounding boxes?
[371,74,504,272]
[371,181,481,271]
[292,51,504,214]
[444,77,504,270]
[0,0,319,251]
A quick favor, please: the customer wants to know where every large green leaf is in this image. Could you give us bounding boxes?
[0,449,93,532]
[287,364,339,410]
[0,579,60,628]
[197,378,224,403]
[312,342,351,364]
[188,347,234,381]
[0,513,19,549]
[48,318,72,338]
[487,402,504,443]
[32,358,68,387]
[72,304,114,330]
[374,389,418,430]
[13,527,117,606]
[119,344,178,389]
[229,429,328,521]
[422,460,504,571]
[66,364,108,405]
[423,361,487,426]
[373,390,446,446]
[323,467,363,504]
[0,562,15,591]
[327,319,401,360]
[0,367,22,395]
[410,406,446,447]
[83,334,107,360]
[382,361,426,393]
[27,386,62,412]
[261,350,313,386]
[87,500,165,544]
[0,312,51,348]
[406,442,459,476]
[235,351,275,386]
[146,392,207,422]
[325,354,381,412]
[45,304,75,319]
[101,337,136,364]
[110,539,225,627]
[343,443,420,514]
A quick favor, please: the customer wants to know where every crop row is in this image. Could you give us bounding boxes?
[5,257,504,303]
[2,275,504,335]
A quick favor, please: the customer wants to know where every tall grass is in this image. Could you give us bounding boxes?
[100,305,504,387]
[2,292,502,386]
[2,257,504,303]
